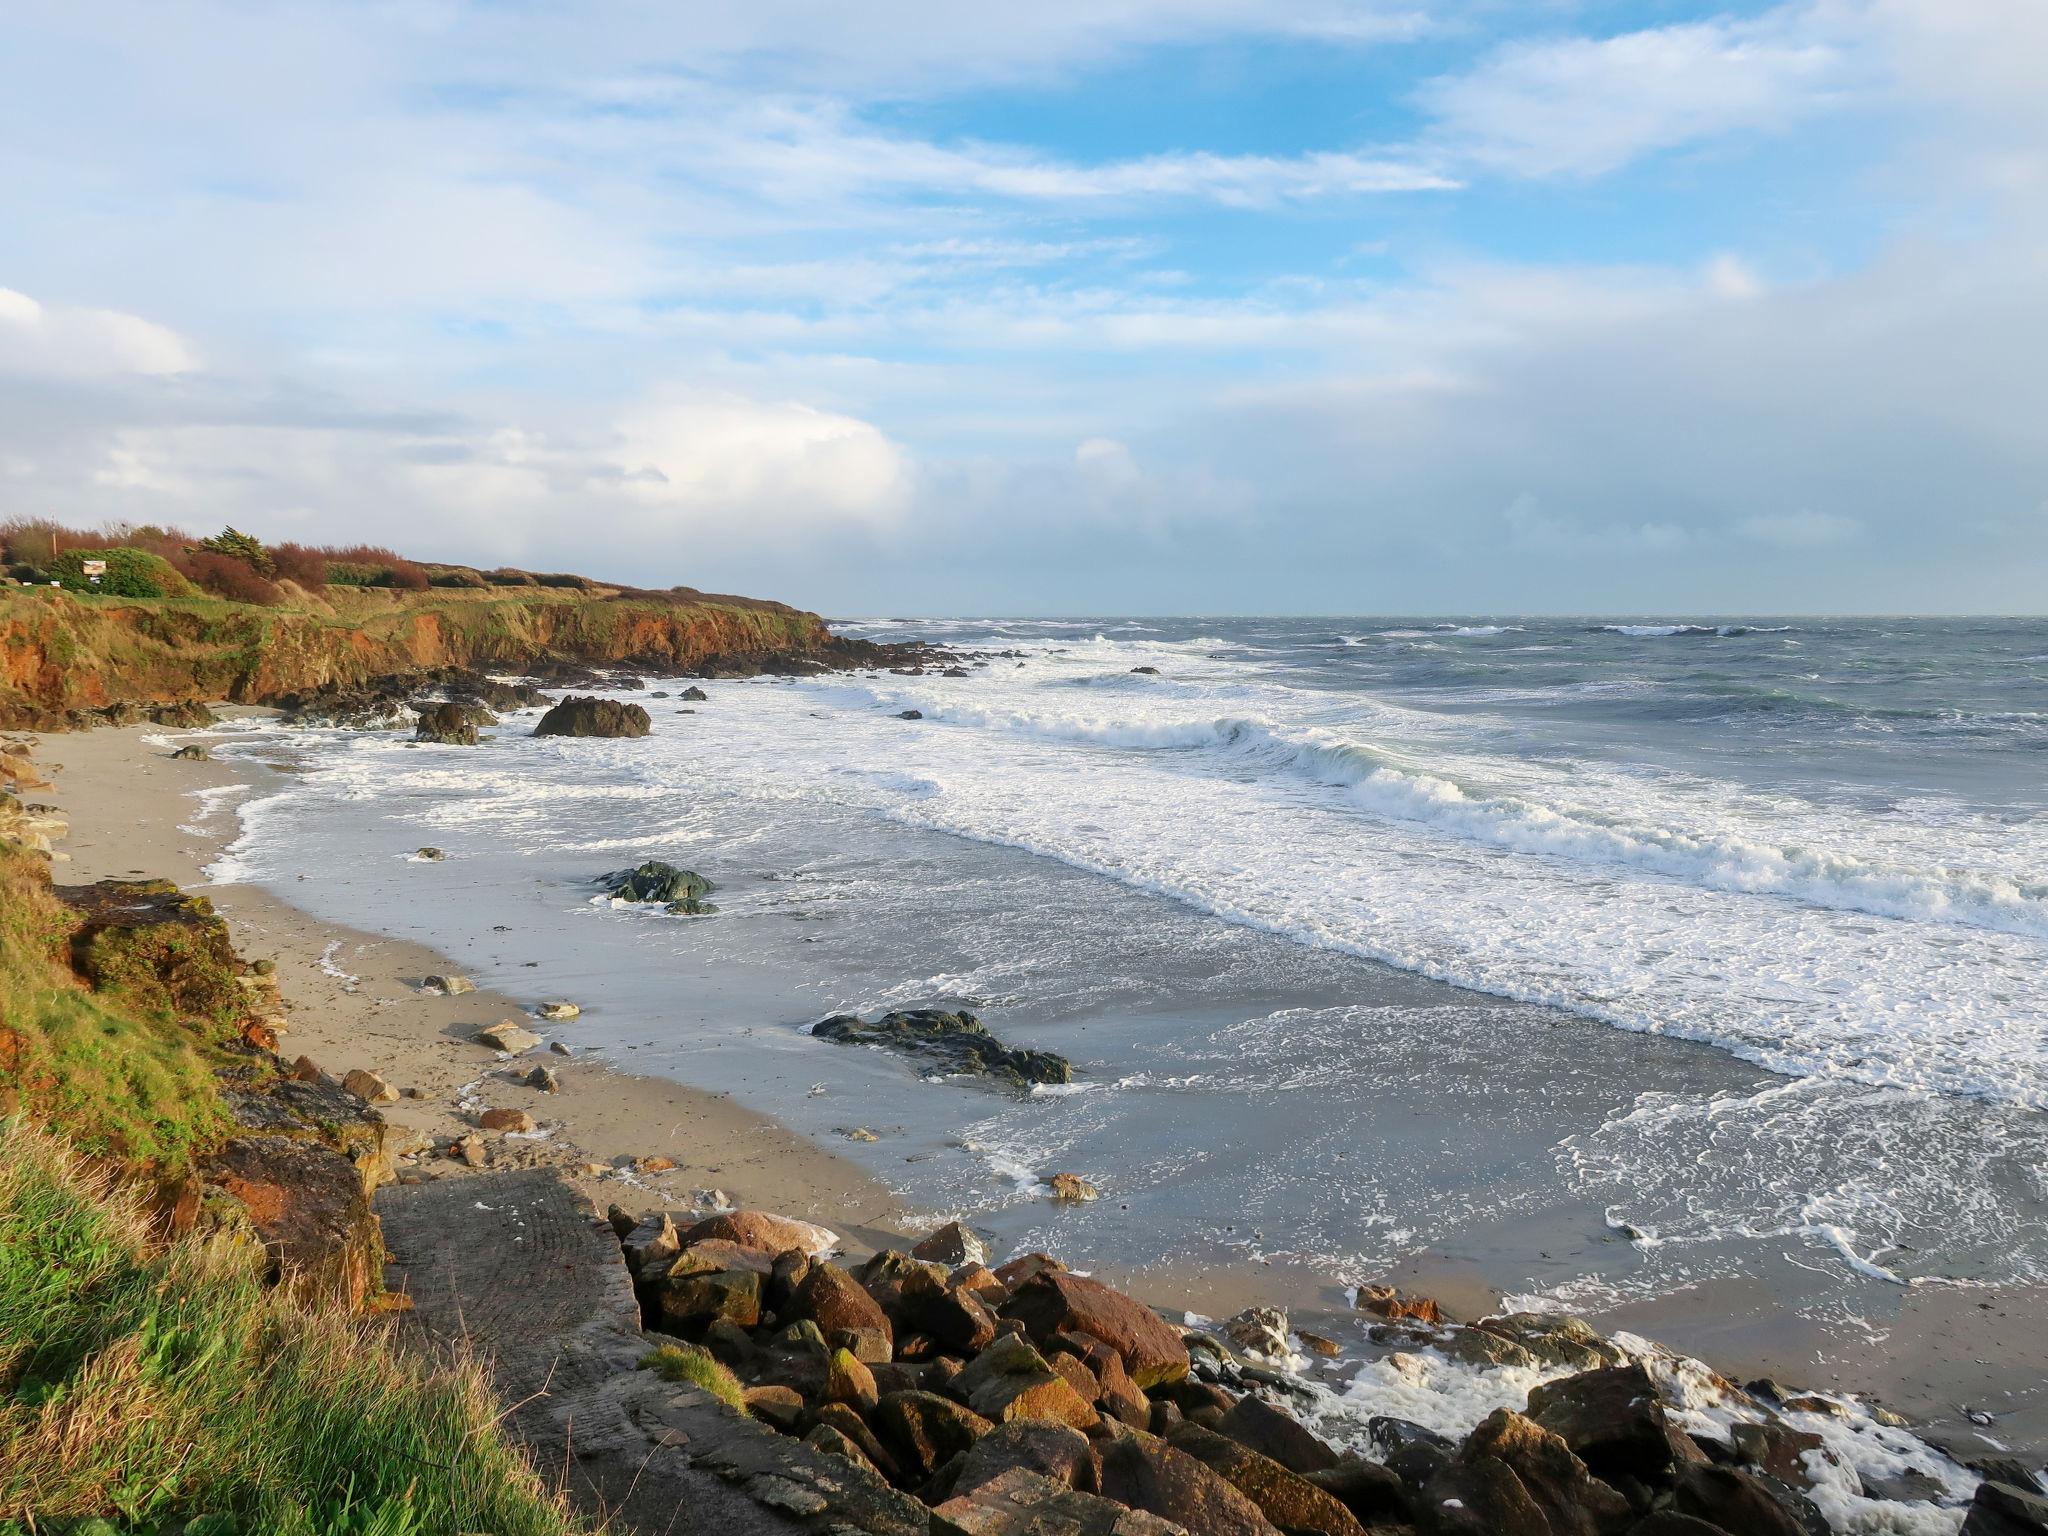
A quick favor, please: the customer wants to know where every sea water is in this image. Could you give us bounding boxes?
[199,616,2048,1347]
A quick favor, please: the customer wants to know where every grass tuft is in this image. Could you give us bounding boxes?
[639,1342,746,1411]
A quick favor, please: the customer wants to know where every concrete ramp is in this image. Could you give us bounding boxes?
[378,1170,926,1536]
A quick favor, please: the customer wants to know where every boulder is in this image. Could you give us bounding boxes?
[742,1384,806,1432]
[932,1467,1188,1536]
[1095,1428,1283,1536]
[1306,1460,1412,1526]
[832,1326,894,1364]
[950,1334,1099,1429]
[1729,1420,1826,1485]
[172,743,211,760]
[826,1347,881,1412]
[1961,1481,2048,1535]
[791,1260,896,1347]
[805,1422,884,1479]
[874,1390,996,1480]
[618,1212,681,1276]
[1217,1395,1340,1476]
[1224,1307,1291,1360]
[423,974,474,995]
[535,1000,580,1020]
[1356,1284,1444,1325]
[667,1239,775,1279]
[900,1265,1000,1354]
[477,1108,534,1134]
[476,1020,542,1054]
[812,1008,1073,1089]
[914,1220,991,1268]
[206,1136,383,1307]
[341,1068,400,1104]
[684,1208,837,1256]
[680,685,708,701]
[811,1402,903,1482]
[523,1064,560,1092]
[1047,1173,1100,1203]
[533,695,651,738]
[1669,1463,1822,1536]
[660,1267,764,1330]
[413,702,480,745]
[1527,1365,1703,1486]
[947,1421,1101,1500]
[1420,1409,1630,1536]
[598,859,714,912]
[1470,1314,1624,1372]
[1001,1270,1191,1389]
[1166,1423,1367,1536]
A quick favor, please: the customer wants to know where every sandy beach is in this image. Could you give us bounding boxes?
[22,711,2047,1468]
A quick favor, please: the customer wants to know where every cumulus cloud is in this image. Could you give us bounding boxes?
[0,287,200,376]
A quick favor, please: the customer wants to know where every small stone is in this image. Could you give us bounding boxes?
[1295,1330,1342,1358]
[478,1107,534,1134]
[898,709,923,719]
[453,1133,488,1167]
[839,1126,879,1142]
[423,974,475,995]
[524,1065,561,1092]
[1355,1285,1443,1325]
[1046,1172,1099,1203]
[639,1154,677,1173]
[1224,1306,1291,1361]
[476,1021,542,1054]
[536,1000,580,1020]
[549,1040,571,1056]
[415,846,445,861]
[172,744,210,760]
[341,1068,400,1105]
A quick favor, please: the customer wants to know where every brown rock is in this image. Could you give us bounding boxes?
[949,1420,1102,1499]
[452,1132,488,1167]
[742,1384,806,1432]
[1527,1364,1704,1486]
[685,1208,835,1255]
[827,1347,881,1412]
[832,1326,894,1364]
[666,1239,775,1278]
[206,1136,382,1308]
[341,1068,399,1104]
[1094,1351,1151,1428]
[638,1154,677,1173]
[1421,1408,1631,1536]
[1730,1421,1827,1486]
[812,1401,902,1482]
[806,1422,883,1478]
[874,1390,996,1481]
[903,1265,1000,1354]
[792,1260,896,1349]
[477,1107,534,1133]
[1046,1172,1100,1202]
[619,1212,680,1276]
[1000,1270,1190,1389]
[1668,1464,1811,1536]
[660,1267,764,1329]
[992,1252,1067,1289]
[1096,1427,1282,1536]
[914,1220,991,1268]
[951,1334,1099,1430]
[932,1467,1188,1536]
[951,1263,1005,1295]
[1167,1422,1368,1536]
[1356,1284,1444,1325]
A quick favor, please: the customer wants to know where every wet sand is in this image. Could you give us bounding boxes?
[22,714,2046,1465]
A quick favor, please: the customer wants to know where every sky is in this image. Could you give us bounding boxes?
[2,0,2046,615]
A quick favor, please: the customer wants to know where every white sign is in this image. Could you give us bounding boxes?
[81,559,107,577]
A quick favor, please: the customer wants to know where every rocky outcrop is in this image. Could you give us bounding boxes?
[599,859,717,914]
[413,700,484,744]
[534,695,652,738]
[811,1008,1073,1090]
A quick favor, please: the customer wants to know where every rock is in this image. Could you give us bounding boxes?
[1046,1173,1099,1203]
[171,743,211,760]
[1527,1365,1703,1486]
[1470,1314,1624,1372]
[1001,1270,1191,1389]
[1627,1517,1730,1536]
[637,1154,676,1173]
[900,1268,1000,1355]
[791,1262,895,1351]
[1167,1422,1368,1536]
[1096,1428,1281,1536]
[660,1267,764,1330]
[1296,1330,1342,1358]
[826,1347,881,1412]
[804,1423,883,1478]
[206,1136,383,1307]
[949,1421,1102,1500]
[476,1020,542,1054]
[668,1240,775,1279]
[680,685,708,701]
[549,1040,571,1055]
[619,1213,681,1276]
[1962,1481,2048,1535]
[874,1390,996,1481]
[1669,1464,1812,1536]
[1356,1284,1444,1325]
[898,709,924,720]
[684,1208,838,1257]
[1130,666,1160,675]
[1420,1409,1630,1536]
[1224,1307,1291,1361]
[950,1334,1098,1429]
[1092,1351,1151,1429]
[452,1132,488,1167]
[535,1000,580,1020]
[812,1008,1073,1089]
[533,695,651,738]
[423,974,474,995]
[478,1108,534,1134]
[1445,1327,1544,1372]
[840,1126,879,1141]
[599,859,714,906]
[523,1064,560,1092]
[415,846,446,861]
[152,700,218,728]
[1306,1461,1412,1526]
[1217,1396,1340,1477]
[742,1384,806,1432]
[341,1068,400,1104]
[914,1221,991,1268]
[414,702,480,745]
[832,1326,894,1364]
[932,1467,1187,1536]
[1730,1421,1826,1485]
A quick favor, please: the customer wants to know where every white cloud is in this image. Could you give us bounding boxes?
[1739,509,1863,547]
[1420,8,1847,177]
[0,286,200,376]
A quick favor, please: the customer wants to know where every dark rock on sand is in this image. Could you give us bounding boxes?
[811,1008,1072,1089]
[1527,1364,1704,1486]
[598,858,717,913]
[533,695,651,738]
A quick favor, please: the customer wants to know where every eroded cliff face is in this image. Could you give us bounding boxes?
[0,585,832,728]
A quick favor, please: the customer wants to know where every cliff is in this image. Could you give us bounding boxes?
[0,582,835,729]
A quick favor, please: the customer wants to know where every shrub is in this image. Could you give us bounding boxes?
[426,566,487,588]
[485,567,537,586]
[380,561,430,591]
[194,526,277,575]
[181,551,283,605]
[269,543,329,587]
[534,571,593,590]
[324,561,384,587]
[46,548,182,599]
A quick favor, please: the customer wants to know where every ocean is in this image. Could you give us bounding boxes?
[199,615,2048,1357]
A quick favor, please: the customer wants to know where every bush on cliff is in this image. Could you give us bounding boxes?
[46,548,194,600]
[0,1125,578,1534]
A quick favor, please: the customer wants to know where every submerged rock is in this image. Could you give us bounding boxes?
[811,1008,1072,1089]
[413,701,484,745]
[597,859,717,914]
[532,695,651,738]
[680,685,709,701]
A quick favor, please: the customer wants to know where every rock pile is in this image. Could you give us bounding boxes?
[599,859,717,914]
[811,1008,1073,1090]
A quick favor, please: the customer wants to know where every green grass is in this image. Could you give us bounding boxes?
[0,1124,580,1534]
[640,1342,746,1412]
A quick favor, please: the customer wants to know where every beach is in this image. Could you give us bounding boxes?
[23,629,2047,1472]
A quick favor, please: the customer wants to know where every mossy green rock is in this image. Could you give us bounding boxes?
[600,859,714,904]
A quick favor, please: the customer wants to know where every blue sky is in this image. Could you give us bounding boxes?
[2,0,2045,613]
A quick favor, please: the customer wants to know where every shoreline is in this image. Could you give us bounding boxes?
[25,712,2048,1470]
